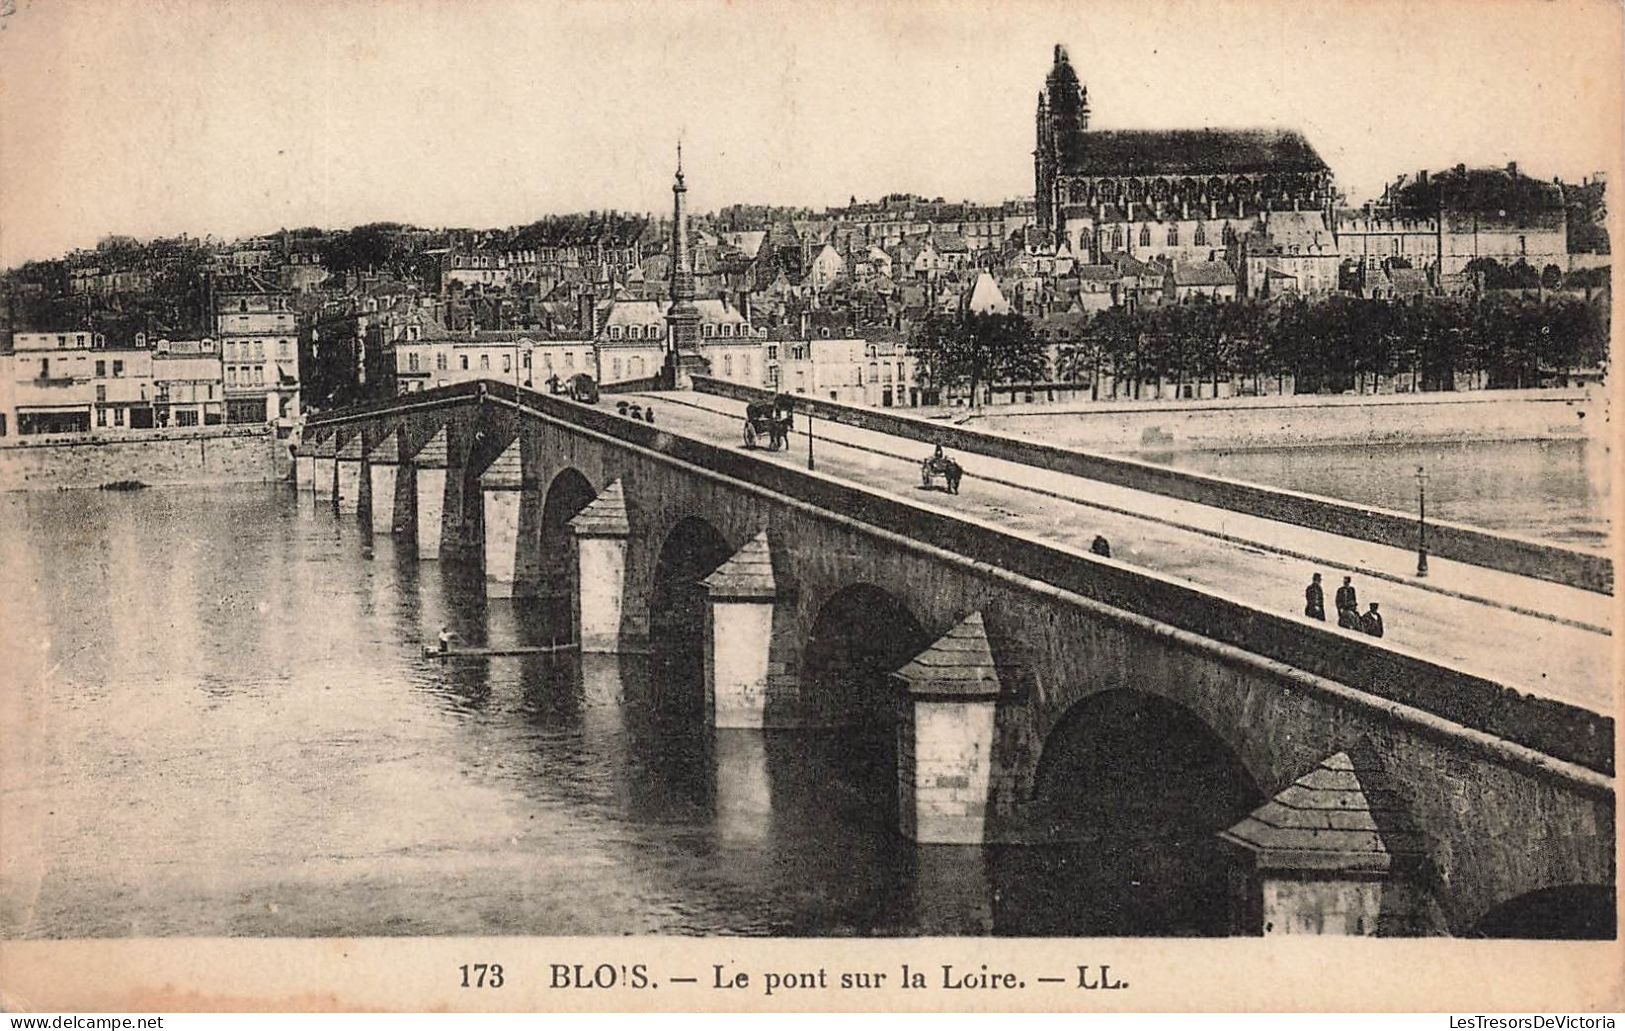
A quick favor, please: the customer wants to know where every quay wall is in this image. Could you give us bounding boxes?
[692,377,1612,595]
[958,388,1604,454]
[0,426,287,492]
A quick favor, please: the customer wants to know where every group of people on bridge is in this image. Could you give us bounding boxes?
[1305,572,1384,638]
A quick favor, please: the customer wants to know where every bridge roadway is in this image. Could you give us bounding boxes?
[626,390,1614,716]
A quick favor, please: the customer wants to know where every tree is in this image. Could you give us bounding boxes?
[912,310,1048,407]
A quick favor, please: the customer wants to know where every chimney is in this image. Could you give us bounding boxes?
[1128,201,1136,221]
[1507,161,1518,176]
[1181,199,1189,220]
[1210,198,1217,220]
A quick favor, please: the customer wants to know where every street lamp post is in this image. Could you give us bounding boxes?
[806,405,815,471]
[1415,464,1429,578]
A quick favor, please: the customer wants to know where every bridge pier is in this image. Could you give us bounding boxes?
[295,448,315,494]
[702,531,779,729]
[480,440,530,599]
[1221,747,1437,936]
[413,426,450,560]
[365,429,402,536]
[335,436,364,517]
[311,436,337,503]
[570,480,631,653]
[892,612,1004,845]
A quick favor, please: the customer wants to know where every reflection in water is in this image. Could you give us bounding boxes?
[1151,438,1610,548]
[5,484,1233,938]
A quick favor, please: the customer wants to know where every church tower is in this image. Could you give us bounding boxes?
[663,142,701,387]
[1035,45,1090,237]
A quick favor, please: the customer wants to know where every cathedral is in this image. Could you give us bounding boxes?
[1034,45,1334,267]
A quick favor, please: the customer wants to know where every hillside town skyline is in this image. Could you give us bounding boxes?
[3,0,1620,267]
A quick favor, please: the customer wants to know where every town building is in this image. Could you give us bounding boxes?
[393,326,594,394]
[0,331,156,435]
[1239,210,1340,297]
[151,337,226,427]
[214,276,300,428]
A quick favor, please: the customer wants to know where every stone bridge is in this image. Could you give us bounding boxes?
[299,380,1614,938]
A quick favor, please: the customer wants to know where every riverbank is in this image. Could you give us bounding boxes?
[0,425,291,492]
[953,387,1608,454]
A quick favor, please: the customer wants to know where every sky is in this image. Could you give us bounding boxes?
[1,0,1621,268]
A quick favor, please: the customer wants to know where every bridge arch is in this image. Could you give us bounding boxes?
[1014,688,1267,936]
[648,515,734,714]
[1033,688,1264,839]
[802,583,930,723]
[1467,884,1616,939]
[539,468,594,580]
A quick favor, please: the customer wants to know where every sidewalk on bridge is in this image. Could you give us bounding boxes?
[662,391,1610,633]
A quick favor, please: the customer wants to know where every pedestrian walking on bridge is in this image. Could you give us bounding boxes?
[1335,576,1358,622]
[1359,602,1384,638]
[1304,572,1325,621]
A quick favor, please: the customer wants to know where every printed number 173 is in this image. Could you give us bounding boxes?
[460,963,505,988]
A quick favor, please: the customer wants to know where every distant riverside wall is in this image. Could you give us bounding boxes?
[0,426,288,492]
[692,377,1613,595]
[962,388,1604,454]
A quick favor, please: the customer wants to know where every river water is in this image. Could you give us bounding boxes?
[1,485,1238,939]
[1146,439,1611,550]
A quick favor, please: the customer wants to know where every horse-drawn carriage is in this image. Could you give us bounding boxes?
[743,393,795,450]
[563,373,598,404]
[920,447,963,494]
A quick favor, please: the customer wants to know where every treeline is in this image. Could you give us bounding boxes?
[1050,293,1609,397]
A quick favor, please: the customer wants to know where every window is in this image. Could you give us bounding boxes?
[1139,225,1151,247]
[723,355,734,377]
[501,353,512,374]
[565,352,574,368]
[479,354,490,370]
[408,353,420,371]
[460,355,469,371]
[97,408,107,427]
[96,360,106,377]
[767,344,779,361]
[1167,225,1179,246]
[278,340,290,357]
[1078,228,1091,252]
[1194,224,1207,247]
[254,342,264,359]
[227,367,237,385]
[96,384,107,402]
[113,361,124,377]
[254,366,264,385]
[628,326,640,340]
[114,408,124,427]
[648,325,660,338]
[702,324,714,338]
[436,353,447,371]
[610,327,622,340]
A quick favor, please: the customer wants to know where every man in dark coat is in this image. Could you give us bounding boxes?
[1360,602,1384,638]
[1335,576,1358,622]
[1304,573,1326,620]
